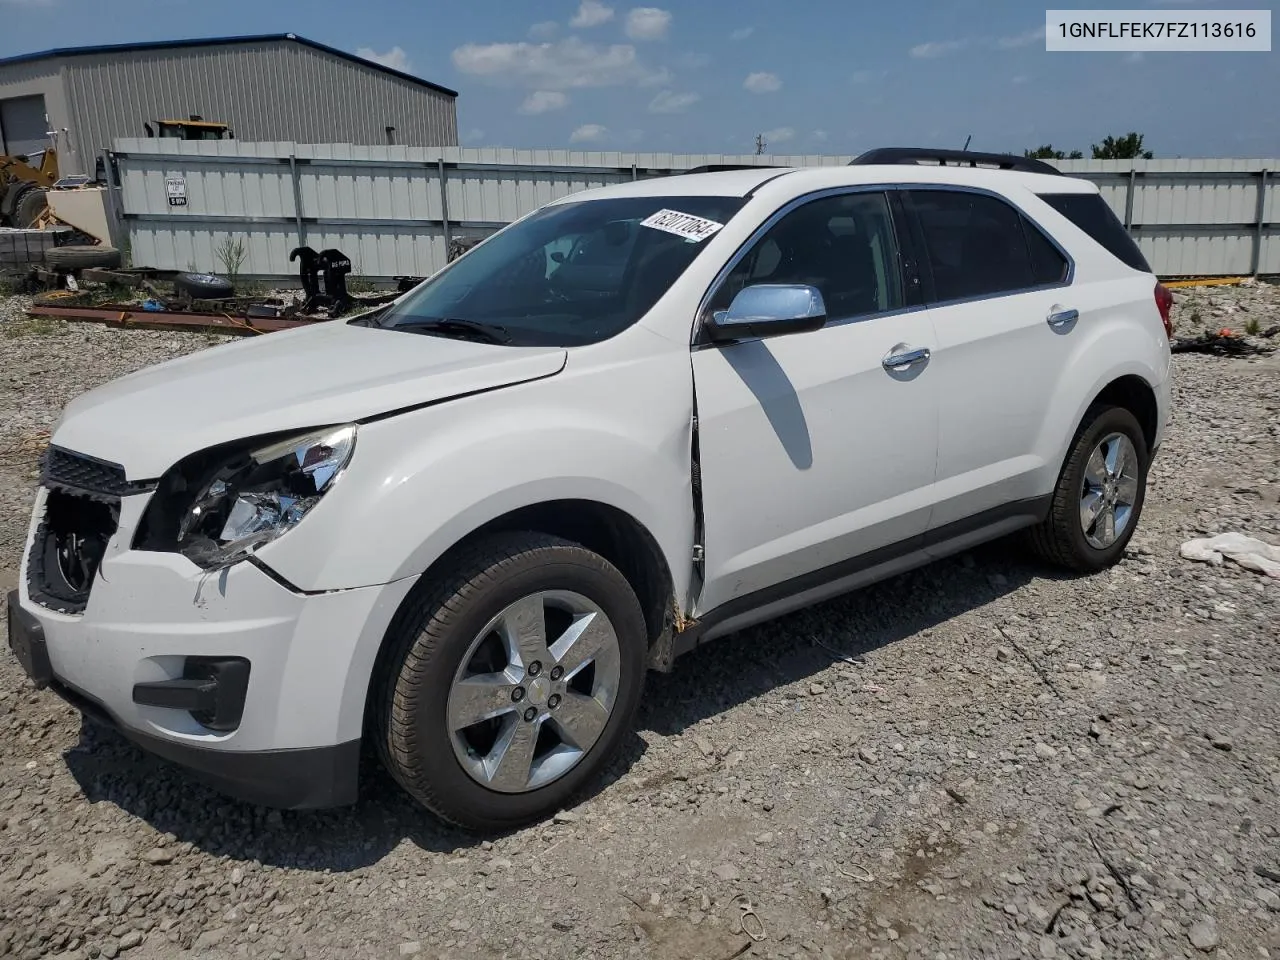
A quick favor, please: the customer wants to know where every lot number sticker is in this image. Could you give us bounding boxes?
[640,208,724,242]
[165,177,188,207]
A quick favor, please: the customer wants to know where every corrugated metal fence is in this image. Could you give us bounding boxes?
[109,139,1279,280]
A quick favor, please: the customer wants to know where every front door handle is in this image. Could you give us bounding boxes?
[1047,307,1079,329]
[882,344,931,371]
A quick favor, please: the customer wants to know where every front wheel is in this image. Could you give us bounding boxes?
[1027,405,1149,572]
[372,533,646,831]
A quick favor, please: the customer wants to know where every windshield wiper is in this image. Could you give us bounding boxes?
[397,317,511,344]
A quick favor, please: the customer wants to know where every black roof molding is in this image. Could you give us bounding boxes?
[683,164,788,174]
[850,147,1063,176]
[0,33,458,98]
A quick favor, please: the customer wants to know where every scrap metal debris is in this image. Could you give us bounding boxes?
[728,894,766,942]
[24,303,317,335]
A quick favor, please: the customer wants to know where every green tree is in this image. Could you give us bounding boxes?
[1091,132,1153,159]
[1024,145,1084,160]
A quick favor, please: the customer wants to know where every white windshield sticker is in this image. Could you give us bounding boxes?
[640,208,725,242]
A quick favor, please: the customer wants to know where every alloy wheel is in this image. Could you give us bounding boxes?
[1079,431,1139,549]
[446,590,621,793]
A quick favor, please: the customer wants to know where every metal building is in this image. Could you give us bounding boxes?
[0,34,459,176]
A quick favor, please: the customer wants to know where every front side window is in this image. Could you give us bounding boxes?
[376,195,746,346]
[706,191,904,322]
[907,190,1068,303]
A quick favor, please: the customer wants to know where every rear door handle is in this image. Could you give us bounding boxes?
[882,344,931,371]
[1047,307,1079,329]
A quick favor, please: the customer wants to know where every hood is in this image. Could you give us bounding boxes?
[51,322,567,479]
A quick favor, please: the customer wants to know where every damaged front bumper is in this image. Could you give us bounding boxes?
[10,480,417,809]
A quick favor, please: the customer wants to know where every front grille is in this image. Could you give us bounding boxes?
[28,447,140,614]
[41,446,132,500]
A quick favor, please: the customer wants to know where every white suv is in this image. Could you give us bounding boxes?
[8,149,1173,831]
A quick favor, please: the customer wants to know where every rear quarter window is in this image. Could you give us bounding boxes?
[1037,192,1152,273]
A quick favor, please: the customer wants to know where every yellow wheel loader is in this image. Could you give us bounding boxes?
[0,148,57,228]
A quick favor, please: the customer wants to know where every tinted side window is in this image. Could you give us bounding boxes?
[909,190,1041,302]
[1022,216,1070,285]
[1038,192,1152,273]
[708,191,904,321]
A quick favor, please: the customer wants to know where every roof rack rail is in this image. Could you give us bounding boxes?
[849,147,1063,176]
[683,164,787,174]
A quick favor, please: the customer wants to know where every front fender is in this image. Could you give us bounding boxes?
[255,346,697,601]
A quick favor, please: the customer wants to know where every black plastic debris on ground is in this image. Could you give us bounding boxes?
[1171,327,1278,357]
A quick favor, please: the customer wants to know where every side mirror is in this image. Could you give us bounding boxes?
[705,284,827,342]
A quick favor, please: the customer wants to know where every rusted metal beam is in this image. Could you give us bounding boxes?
[25,304,321,335]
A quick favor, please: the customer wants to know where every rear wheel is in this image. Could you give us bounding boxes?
[373,532,646,831]
[1027,405,1149,571]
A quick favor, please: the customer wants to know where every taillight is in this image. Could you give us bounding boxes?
[1154,282,1174,339]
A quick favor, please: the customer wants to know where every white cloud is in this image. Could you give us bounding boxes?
[1012,74,1029,84]
[570,0,614,28]
[762,126,795,144]
[626,128,645,142]
[997,27,1045,49]
[528,21,559,40]
[520,90,569,114]
[677,51,710,68]
[909,39,968,58]
[452,37,667,89]
[730,26,754,41]
[648,90,700,113]
[461,128,486,143]
[812,129,828,142]
[356,46,412,71]
[570,123,608,143]
[1125,51,1146,62]
[625,7,672,40]
[743,71,781,93]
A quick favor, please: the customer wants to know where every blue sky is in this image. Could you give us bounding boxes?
[4,0,1277,156]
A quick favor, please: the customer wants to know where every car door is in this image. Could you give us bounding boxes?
[690,189,940,616]
[902,187,1076,531]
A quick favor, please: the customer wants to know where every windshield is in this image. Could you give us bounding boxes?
[376,195,746,346]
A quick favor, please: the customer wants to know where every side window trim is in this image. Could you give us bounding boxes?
[692,185,913,347]
[901,185,1076,309]
[888,188,934,307]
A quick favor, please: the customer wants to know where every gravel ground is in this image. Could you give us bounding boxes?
[1,284,1278,960]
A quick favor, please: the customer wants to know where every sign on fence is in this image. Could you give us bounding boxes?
[164,177,187,207]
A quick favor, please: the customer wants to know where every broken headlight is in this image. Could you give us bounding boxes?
[146,425,356,569]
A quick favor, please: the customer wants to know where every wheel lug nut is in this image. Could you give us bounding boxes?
[550,666,563,681]
[528,661,542,677]
[511,687,525,703]
[548,694,561,709]
[523,707,537,722]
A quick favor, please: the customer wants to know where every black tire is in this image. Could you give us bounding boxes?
[1027,404,1149,572]
[14,187,48,228]
[172,272,235,299]
[373,532,646,832]
[45,245,122,270]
